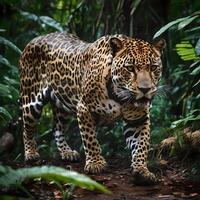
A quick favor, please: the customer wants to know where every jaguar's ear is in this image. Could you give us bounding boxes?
[109,37,123,57]
[153,39,166,54]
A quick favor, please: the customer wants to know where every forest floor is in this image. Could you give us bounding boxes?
[1,157,200,200]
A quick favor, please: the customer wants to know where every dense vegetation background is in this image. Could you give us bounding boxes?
[0,0,200,185]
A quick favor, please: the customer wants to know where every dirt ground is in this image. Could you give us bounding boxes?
[1,158,200,200]
[72,159,200,200]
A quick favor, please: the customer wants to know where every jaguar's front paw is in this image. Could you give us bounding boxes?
[131,167,157,185]
[84,156,107,174]
[25,152,40,164]
[61,150,80,162]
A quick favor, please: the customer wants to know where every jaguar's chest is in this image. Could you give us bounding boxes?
[91,98,147,125]
[91,99,122,125]
[102,99,122,120]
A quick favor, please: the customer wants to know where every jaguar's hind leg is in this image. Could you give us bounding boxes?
[52,106,79,162]
[22,94,43,162]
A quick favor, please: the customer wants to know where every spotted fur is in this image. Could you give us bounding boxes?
[19,32,165,185]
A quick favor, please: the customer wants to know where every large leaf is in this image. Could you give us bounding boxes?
[20,11,63,31]
[0,55,12,67]
[153,16,189,38]
[20,11,38,21]
[175,41,198,61]
[39,16,63,31]
[0,36,22,55]
[0,107,12,121]
[0,165,110,194]
[178,15,199,30]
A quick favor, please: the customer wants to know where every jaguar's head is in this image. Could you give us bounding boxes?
[109,36,165,108]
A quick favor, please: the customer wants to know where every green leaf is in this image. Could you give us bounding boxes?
[0,107,12,120]
[20,11,38,21]
[178,15,199,30]
[171,110,200,129]
[0,29,6,32]
[153,16,189,38]
[193,79,200,87]
[186,26,200,33]
[175,41,197,61]
[0,55,12,67]
[176,43,194,48]
[130,0,142,15]
[171,69,189,77]
[196,93,200,98]
[0,83,11,96]
[0,166,111,194]
[19,11,63,32]
[0,83,18,100]
[195,39,200,56]
[39,16,63,31]
[190,60,200,68]
[0,36,22,55]
[191,65,200,75]
[4,77,19,86]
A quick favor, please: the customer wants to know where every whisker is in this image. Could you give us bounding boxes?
[115,87,135,103]
[156,85,171,98]
[127,95,134,104]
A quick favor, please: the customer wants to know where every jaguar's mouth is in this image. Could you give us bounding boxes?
[134,97,150,108]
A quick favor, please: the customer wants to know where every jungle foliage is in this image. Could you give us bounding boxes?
[0,0,200,197]
[0,0,200,158]
[0,165,110,194]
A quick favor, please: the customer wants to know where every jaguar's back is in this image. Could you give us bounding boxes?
[19,32,91,112]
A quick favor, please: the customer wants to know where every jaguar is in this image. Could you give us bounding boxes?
[19,32,165,185]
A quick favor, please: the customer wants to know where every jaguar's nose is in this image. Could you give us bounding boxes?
[138,86,151,94]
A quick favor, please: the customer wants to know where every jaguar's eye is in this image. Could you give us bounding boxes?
[125,65,135,72]
[151,65,158,71]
